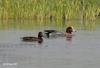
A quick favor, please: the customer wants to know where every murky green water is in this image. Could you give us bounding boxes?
[0,20,100,68]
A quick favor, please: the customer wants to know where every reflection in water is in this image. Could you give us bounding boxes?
[83,20,96,31]
[66,36,72,48]
[0,19,98,31]
[0,43,48,49]
[66,37,72,41]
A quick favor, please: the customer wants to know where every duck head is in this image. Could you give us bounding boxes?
[66,26,73,34]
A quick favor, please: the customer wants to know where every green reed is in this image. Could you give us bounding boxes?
[0,0,80,20]
[0,0,100,20]
[83,0,100,20]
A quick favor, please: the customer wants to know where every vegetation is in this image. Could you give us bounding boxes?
[0,19,97,30]
[83,0,100,20]
[0,0,100,20]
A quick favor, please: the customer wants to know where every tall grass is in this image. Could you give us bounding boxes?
[83,0,100,20]
[0,0,100,20]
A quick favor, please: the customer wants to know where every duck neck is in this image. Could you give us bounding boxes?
[38,32,43,39]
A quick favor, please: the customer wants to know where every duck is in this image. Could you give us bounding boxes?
[43,26,76,38]
[21,32,43,43]
[65,26,76,38]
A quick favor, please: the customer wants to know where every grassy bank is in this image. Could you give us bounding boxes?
[0,0,100,20]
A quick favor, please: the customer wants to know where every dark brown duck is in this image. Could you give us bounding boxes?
[22,32,43,43]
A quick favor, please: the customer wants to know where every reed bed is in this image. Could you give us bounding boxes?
[0,0,100,20]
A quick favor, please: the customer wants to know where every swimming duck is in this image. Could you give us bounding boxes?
[21,32,43,43]
[44,26,76,38]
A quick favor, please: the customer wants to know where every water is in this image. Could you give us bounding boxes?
[0,20,100,68]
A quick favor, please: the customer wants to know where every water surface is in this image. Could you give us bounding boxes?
[0,20,100,68]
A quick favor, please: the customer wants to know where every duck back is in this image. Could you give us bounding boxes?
[22,37,39,42]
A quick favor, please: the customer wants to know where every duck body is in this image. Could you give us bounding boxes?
[21,32,43,43]
[22,37,42,42]
[44,30,57,33]
[44,30,65,38]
